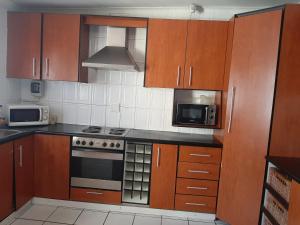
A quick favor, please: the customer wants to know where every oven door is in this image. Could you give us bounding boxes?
[175,104,208,125]
[71,149,124,191]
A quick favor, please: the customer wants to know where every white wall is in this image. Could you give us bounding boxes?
[0,6,21,116]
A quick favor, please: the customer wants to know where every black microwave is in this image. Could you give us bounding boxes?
[173,104,217,127]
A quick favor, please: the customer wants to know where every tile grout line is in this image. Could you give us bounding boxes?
[102,210,110,225]
[44,205,59,223]
[72,208,84,225]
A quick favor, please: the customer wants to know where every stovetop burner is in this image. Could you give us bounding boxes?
[81,126,129,137]
[109,128,127,135]
[82,126,102,133]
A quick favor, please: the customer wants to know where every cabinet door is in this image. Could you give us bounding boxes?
[145,19,187,88]
[42,14,81,81]
[0,142,14,221]
[184,20,228,90]
[14,136,34,209]
[217,10,282,225]
[34,134,70,200]
[150,144,178,209]
[7,12,42,79]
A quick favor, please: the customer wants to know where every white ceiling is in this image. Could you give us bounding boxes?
[9,0,300,8]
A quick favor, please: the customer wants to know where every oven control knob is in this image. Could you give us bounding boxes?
[89,141,94,146]
[76,140,81,145]
[110,143,115,148]
[116,143,121,148]
[82,140,86,145]
[102,142,107,147]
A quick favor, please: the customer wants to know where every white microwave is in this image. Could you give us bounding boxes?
[7,104,49,127]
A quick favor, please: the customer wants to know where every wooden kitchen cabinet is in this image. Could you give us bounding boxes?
[145,19,228,90]
[14,136,34,209]
[7,12,42,79]
[0,142,14,221]
[150,144,178,209]
[34,134,70,200]
[7,13,88,82]
[145,19,187,88]
[42,14,88,82]
[184,20,228,90]
[217,9,283,225]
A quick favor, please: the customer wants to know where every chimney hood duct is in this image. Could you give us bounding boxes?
[82,27,140,72]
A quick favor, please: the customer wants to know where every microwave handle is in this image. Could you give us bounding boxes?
[39,108,43,121]
[205,107,208,124]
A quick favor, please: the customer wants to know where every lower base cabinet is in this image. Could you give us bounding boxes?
[175,194,217,213]
[34,134,70,200]
[0,142,14,221]
[150,144,178,209]
[70,188,121,205]
[14,136,34,209]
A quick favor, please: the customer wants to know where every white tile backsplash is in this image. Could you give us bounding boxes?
[18,22,213,135]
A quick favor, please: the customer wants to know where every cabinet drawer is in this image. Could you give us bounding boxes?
[70,188,121,205]
[175,194,216,213]
[177,162,220,180]
[179,146,221,164]
[176,178,218,196]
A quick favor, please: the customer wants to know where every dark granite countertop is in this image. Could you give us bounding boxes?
[0,123,222,148]
[126,129,222,147]
[267,156,300,184]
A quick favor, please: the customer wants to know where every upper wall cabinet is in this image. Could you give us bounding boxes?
[145,19,188,88]
[7,12,88,82]
[7,13,42,80]
[145,19,228,90]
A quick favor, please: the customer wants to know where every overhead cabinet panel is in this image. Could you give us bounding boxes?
[7,12,42,79]
[184,20,228,90]
[84,16,148,28]
[145,19,228,90]
[145,19,187,88]
[42,14,84,82]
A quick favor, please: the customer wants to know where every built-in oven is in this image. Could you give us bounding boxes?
[71,136,124,191]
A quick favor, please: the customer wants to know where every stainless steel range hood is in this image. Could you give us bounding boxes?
[82,27,140,72]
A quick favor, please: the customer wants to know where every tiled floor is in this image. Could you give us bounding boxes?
[3,204,229,225]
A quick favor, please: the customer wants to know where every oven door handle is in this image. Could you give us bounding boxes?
[72,149,123,161]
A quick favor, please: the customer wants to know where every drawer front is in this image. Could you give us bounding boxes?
[177,162,220,180]
[70,188,121,205]
[179,146,222,164]
[176,178,218,196]
[175,194,216,213]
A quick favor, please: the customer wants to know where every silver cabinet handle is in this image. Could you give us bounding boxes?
[45,58,49,77]
[228,86,236,133]
[185,202,207,206]
[32,57,36,77]
[188,170,209,174]
[189,66,193,87]
[187,186,208,190]
[177,66,181,86]
[19,145,23,167]
[86,192,103,195]
[189,153,211,157]
[156,147,160,168]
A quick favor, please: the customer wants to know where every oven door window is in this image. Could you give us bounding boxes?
[177,104,207,124]
[10,109,41,122]
[71,153,124,181]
